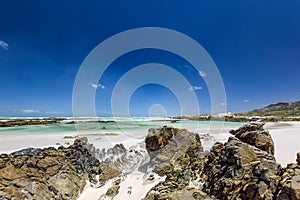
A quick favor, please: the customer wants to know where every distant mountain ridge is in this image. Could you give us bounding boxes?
[242,101,300,116]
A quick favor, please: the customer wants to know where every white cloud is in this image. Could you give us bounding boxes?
[0,40,9,50]
[220,102,225,106]
[189,86,203,91]
[199,71,207,78]
[45,111,65,114]
[243,99,250,103]
[89,82,105,89]
[21,109,40,114]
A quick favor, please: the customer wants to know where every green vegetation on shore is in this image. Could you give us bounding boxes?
[241,101,300,117]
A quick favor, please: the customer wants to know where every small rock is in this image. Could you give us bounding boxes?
[73,137,88,145]
[106,185,120,197]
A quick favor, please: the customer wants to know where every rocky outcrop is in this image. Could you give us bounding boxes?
[201,137,281,199]
[0,137,101,200]
[229,122,274,155]
[0,118,64,127]
[144,123,300,200]
[145,126,201,175]
[143,126,207,199]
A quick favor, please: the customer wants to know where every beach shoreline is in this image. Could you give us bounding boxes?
[0,121,299,165]
[0,120,299,199]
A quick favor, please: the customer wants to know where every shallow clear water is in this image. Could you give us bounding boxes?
[0,117,245,138]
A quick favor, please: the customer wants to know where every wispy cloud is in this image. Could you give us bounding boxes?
[189,86,203,91]
[220,102,225,106]
[199,71,207,78]
[45,111,65,114]
[21,109,40,114]
[0,40,9,50]
[243,99,250,103]
[297,91,300,94]
[89,82,105,89]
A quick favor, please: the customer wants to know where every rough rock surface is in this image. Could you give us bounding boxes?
[201,137,281,199]
[229,122,274,155]
[276,163,300,200]
[0,137,102,200]
[145,126,201,175]
[144,124,300,200]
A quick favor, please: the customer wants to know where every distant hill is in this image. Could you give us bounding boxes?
[242,101,300,116]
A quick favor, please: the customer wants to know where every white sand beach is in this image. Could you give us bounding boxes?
[265,122,300,167]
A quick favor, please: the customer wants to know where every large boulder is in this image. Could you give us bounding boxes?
[144,127,208,200]
[230,122,274,155]
[201,137,282,200]
[145,126,202,175]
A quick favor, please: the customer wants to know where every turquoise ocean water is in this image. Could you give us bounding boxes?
[0,117,245,138]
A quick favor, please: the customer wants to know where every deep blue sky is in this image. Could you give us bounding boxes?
[1,0,300,116]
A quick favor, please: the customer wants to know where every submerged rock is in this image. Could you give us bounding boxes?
[0,118,64,127]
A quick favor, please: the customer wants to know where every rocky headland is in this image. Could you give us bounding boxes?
[171,115,300,122]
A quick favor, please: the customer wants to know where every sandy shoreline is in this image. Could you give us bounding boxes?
[0,122,299,199]
[265,122,300,167]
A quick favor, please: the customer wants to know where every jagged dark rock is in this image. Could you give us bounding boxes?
[229,122,274,155]
[0,137,101,200]
[201,136,281,200]
[145,126,201,175]
[144,123,300,200]
[276,163,300,200]
[143,126,206,199]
